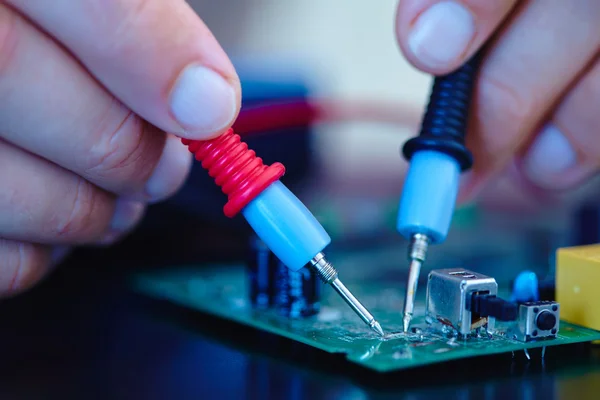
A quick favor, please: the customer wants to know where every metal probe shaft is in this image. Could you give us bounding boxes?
[402,233,429,333]
[402,259,422,333]
[310,253,384,336]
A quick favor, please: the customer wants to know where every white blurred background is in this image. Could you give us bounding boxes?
[184,1,600,214]
[187,0,431,189]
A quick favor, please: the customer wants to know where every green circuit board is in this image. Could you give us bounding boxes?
[133,264,600,373]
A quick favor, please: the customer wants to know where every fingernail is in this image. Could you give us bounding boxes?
[107,199,145,237]
[169,65,237,138]
[408,1,475,69]
[145,135,193,202]
[522,124,577,187]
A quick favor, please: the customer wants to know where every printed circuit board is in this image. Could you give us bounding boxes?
[133,264,600,373]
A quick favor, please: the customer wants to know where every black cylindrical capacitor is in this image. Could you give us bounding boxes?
[247,236,277,309]
[247,236,320,317]
[273,261,320,318]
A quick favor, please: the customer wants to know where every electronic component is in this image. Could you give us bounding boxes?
[134,265,600,373]
[556,244,600,330]
[424,268,517,336]
[247,236,277,309]
[425,268,500,335]
[398,52,482,332]
[182,130,383,336]
[511,270,540,303]
[248,236,320,317]
[469,293,518,322]
[274,260,320,318]
[511,301,560,342]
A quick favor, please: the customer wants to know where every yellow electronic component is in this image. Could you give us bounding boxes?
[556,244,600,330]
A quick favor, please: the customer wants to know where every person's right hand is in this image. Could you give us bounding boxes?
[394,0,600,206]
[0,1,240,296]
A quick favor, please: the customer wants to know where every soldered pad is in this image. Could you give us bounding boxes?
[133,265,600,373]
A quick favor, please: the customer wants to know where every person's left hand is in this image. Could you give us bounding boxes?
[0,0,241,295]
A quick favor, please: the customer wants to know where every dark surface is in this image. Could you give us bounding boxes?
[2,207,600,400]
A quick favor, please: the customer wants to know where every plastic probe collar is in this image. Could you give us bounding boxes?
[183,129,330,271]
[242,181,330,271]
[397,151,460,243]
[397,52,482,244]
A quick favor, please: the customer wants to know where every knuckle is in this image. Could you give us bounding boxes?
[477,70,537,150]
[480,71,535,125]
[85,108,162,192]
[0,5,20,76]
[53,178,104,239]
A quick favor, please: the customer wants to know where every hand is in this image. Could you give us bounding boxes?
[395,0,600,206]
[0,0,240,296]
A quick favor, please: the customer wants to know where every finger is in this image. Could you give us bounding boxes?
[395,0,519,74]
[519,57,600,190]
[0,139,145,244]
[0,239,51,298]
[461,0,600,199]
[0,6,192,202]
[8,0,241,140]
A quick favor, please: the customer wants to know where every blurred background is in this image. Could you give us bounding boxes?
[158,0,600,274]
[190,0,429,101]
[190,0,427,182]
[4,2,600,398]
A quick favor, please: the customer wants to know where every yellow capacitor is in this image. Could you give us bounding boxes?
[556,244,600,330]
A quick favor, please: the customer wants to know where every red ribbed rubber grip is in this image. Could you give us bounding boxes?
[182,128,285,218]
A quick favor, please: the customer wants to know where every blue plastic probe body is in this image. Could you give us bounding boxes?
[397,51,483,243]
[242,180,330,271]
[397,151,461,244]
[183,129,383,334]
[242,180,384,336]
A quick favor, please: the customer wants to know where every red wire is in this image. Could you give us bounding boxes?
[233,100,317,135]
[233,98,421,135]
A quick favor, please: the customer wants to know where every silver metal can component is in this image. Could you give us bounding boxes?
[425,268,498,335]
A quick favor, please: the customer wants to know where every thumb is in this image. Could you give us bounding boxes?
[395,0,518,74]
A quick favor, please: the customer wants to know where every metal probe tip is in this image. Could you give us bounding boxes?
[402,314,411,334]
[371,320,385,337]
[310,253,384,337]
[331,278,385,337]
[402,234,430,333]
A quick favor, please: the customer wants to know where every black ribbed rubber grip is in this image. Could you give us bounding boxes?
[402,51,483,171]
